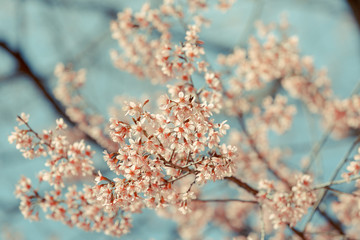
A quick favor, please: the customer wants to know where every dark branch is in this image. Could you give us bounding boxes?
[318,207,345,236]
[224,176,259,195]
[0,40,102,148]
[347,0,360,31]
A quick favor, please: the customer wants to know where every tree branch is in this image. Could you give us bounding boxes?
[302,137,360,233]
[224,176,259,195]
[347,0,360,31]
[237,113,292,187]
[0,40,103,149]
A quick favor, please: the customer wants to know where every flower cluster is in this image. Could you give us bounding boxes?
[342,146,360,180]
[53,63,116,151]
[9,115,94,189]
[258,175,317,229]
[218,20,333,121]
[10,115,132,237]
[14,176,132,236]
[111,3,226,113]
[322,95,360,138]
[332,180,360,239]
[252,95,296,134]
[97,91,235,214]
[110,3,174,84]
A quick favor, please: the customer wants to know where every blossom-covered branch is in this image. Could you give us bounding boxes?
[8,1,360,239]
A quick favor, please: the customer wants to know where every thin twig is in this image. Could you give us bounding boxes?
[259,204,265,240]
[237,0,264,47]
[313,174,360,190]
[302,137,360,232]
[303,126,333,173]
[165,172,192,185]
[304,80,360,173]
[226,172,305,239]
[324,187,360,197]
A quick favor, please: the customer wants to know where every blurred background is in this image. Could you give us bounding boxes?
[1,0,359,239]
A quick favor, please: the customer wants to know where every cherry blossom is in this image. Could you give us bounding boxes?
[8,1,360,239]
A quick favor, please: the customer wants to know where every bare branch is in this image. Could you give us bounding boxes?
[302,137,360,232]
[0,40,107,150]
